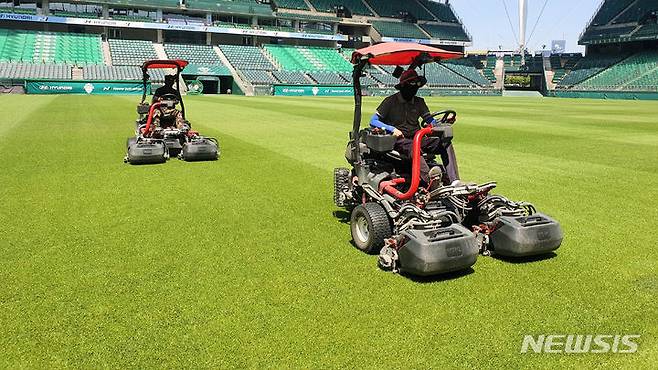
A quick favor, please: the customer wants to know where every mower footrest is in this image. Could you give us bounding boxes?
[127,141,167,165]
[181,138,219,161]
[398,224,478,276]
[490,213,563,257]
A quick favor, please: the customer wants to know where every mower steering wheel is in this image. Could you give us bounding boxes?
[431,110,457,125]
[157,93,179,108]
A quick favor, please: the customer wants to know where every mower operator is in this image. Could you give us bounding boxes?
[369,69,449,186]
[153,74,181,102]
[149,74,187,133]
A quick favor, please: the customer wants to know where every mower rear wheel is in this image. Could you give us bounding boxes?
[351,203,392,254]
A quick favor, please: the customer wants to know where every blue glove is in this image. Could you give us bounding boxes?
[370,113,396,133]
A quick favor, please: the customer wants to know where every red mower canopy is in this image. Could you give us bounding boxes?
[351,42,463,65]
[141,59,189,71]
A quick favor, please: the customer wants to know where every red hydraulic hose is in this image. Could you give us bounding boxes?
[383,126,434,200]
[143,102,162,136]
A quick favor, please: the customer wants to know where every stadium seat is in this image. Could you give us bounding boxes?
[371,21,428,39]
[307,71,349,85]
[272,70,310,84]
[0,62,71,79]
[557,54,628,88]
[241,69,278,85]
[364,0,434,21]
[0,29,103,65]
[186,0,273,15]
[108,39,158,66]
[164,43,225,65]
[219,44,276,70]
[273,0,310,11]
[590,0,635,26]
[308,0,373,16]
[264,44,352,72]
[575,50,658,91]
[417,0,459,23]
[419,24,469,41]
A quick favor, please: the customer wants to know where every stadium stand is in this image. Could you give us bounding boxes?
[424,63,479,87]
[0,29,103,65]
[0,0,488,96]
[580,0,658,44]
[264,44,351,72]
[442,59,492,87]
[614,0,657,24]
[219,44,275,70]
[418,0,459,23]
[482,55,497,83]
[575,50,658,91]
[557,54,628,88]
[186,0,272,15]
[164,43,222,65]
[83,65,141,80]
[307,71,349,85]
[308,0,373,16]
[419,24,469,41]
[365,0,434,21]
[272,0,310,11]
[590,0,635,26]
[272,70,309,84]
[0,63,71,79]
[580,25,637,44]
[0,5,36,14]
[276,12,339,23]
[108,39,157,66]
[241,69,278,85]
[371,21,428,39]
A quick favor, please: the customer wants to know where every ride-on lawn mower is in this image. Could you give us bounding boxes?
[334,43,563,277]
[124,59,219,164]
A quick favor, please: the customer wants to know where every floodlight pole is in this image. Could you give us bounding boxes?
[519,0,528,64]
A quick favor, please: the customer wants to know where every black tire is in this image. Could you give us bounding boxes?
[351,203,392,254]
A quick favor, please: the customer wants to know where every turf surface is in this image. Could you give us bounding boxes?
[0,95,656,368]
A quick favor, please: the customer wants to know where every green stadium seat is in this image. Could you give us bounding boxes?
[272,70,309,84]
[308,0,373,16]
[219,44,276,70]
[0,62,71,79]
[557,54,627,88]
[0,29,103,65]
[264,44,351,72]
[614,0,657,24]
[186,0,272,16]
[371,21,428,39]
[108,39,157,66]
[418,0,459,23]
[575,50,658,91]
[419,24,469,41]
[365,0,434,21]
[164,43,224,65]
[590,0,635,26]
[273,0,310,11]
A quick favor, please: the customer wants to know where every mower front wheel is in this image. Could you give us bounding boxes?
[351,203,392,254]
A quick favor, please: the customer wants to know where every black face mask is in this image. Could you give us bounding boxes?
[400,85,420,101]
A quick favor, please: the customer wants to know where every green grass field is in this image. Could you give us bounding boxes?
[0,95,656,368]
